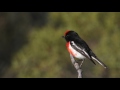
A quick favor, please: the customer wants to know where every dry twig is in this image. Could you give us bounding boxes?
[70,54,84,78]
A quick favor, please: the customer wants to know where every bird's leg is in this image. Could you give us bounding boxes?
[70,54,82,78]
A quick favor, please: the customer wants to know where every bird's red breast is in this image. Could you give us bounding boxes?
[66,42,77,57]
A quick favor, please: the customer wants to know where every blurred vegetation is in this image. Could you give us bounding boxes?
[0,12,120,78]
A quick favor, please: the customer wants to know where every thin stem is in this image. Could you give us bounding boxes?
[70,54,82,78]
[80,59,84,68]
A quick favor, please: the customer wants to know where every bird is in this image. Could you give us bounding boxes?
[62,30,107,68]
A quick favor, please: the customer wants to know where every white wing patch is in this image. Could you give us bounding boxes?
[70,41,91,59]
[82,49,91,59]
[69,41,86,59]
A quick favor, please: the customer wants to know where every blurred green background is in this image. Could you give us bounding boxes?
[0,12,120,78]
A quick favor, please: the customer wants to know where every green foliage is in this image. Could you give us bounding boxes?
[1,12,120,78]
[11,28,75,78]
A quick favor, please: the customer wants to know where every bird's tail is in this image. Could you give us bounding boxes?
[91,56,107,69]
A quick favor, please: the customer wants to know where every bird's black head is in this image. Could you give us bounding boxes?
[62,30,79,42]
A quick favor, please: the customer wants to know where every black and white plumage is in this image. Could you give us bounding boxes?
[63,30,107,68]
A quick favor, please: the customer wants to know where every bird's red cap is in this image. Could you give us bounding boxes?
[64,30,70,36]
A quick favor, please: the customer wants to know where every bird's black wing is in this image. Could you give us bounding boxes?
[73,38,107,68]
[70,38,96,65]
[89,50,107,68]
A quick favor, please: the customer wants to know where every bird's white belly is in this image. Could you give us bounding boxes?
[69,44,86,59]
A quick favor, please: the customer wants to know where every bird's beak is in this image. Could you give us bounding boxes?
[62,36,65,38]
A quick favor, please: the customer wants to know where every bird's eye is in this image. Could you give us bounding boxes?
[66,35,69,37]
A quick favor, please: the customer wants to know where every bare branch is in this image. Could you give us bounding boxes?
[70,54,83,78]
